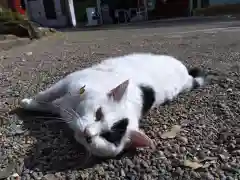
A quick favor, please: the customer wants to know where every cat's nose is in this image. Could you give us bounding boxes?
[85,135,92,143]
[84,128,94,143]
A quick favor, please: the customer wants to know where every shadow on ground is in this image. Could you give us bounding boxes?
[11,108,136,174]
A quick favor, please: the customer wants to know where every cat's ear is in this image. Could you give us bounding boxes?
[128,130,155,149]
[107,80,129,102]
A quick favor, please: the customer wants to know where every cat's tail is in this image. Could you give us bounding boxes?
[188,67,206,89]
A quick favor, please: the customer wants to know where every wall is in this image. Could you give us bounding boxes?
[210,0,240,5]
[0,0,10,9]
[150,0,189,19]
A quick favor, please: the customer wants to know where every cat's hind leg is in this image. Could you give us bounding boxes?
[20,79,68,112]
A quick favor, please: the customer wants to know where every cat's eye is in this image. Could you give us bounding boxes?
[95,107,104,121]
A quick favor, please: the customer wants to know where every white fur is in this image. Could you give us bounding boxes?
[20,53,205,157]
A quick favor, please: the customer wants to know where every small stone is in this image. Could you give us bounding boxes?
[226,176,234,180]
[0,55,7,60]
[178,136,188,144]
[226,88,232,93]
[158,150,165,157]
[79,172,89,179]
[31,172,42,180]
[25,52,33,56]
[66,173,76,180]
[97,167,105,176]
[120,169,126,177]
[54,172,61,178]
[9,173,20,180]
[108,164,115,170]
[172,144,180,153]
[190,171,201,179]
[228,143,236,151]
[219,154,229,161]
[221,163,237,173]
[42,174,57,180]
[196,150,206,160]
[125,159,134,168]
[175,167,184,176]
[179,146,186,153]
[143,174,149,180]
[204,172,215,180]
[232,150,240,156]
[141,161,149,169]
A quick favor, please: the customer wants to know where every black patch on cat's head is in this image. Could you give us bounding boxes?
[188,67,205,78]
[100,118,129,146]
[139,85,156,117]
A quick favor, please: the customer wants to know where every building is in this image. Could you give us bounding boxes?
[209,0,240,5]
[24,0,76,27]
[0,0,9,9]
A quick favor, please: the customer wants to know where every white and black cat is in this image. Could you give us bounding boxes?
[20,53,206,157]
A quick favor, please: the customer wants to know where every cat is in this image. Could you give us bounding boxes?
[20,53,206,157]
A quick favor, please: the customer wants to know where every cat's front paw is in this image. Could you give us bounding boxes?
[20,98,34,109]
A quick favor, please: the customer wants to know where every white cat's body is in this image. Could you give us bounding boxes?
[20,53,205,157]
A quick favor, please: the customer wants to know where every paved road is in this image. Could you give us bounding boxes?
[0,19,240,180]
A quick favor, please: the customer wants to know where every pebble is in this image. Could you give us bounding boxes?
[126,173,136,180]
[8,124,25,136]
[198,150,207,159]
[120,169,126,177]
[232,150,240,156]
[108,164,115,170]
[66,173,76,180]
[190,171,201,179]
[141,161,149,169]
[226,176,234,180]
[7,173,20,180]
[158,150,165,157]
[97,167,105,176]
[179,146,186,153]
[204,172,215,180]
[226,88,232,93]
[42,174,57,180]
[178,136,188,144]
[125,159,134,168]
[175,167,184,176]
[143,174,150,180]
[25,52,33,56]
[31,172,43,180]
[79,172,89,179]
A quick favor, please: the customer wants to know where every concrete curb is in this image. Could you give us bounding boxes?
[60,15,237,32]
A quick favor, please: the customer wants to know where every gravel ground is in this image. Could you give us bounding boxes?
[0,20,240,180]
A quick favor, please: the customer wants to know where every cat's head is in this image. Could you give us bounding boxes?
[74,80,155,157]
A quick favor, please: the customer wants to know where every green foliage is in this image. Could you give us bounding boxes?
[0,6,27,22]
[0,6,40,39]
[0,5,56,39]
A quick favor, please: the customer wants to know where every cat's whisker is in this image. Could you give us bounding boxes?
[34,100,78,120]
[36,101,84,128]
[67,106,84,128]
[33,116,74,124]
[80,149,92,168]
